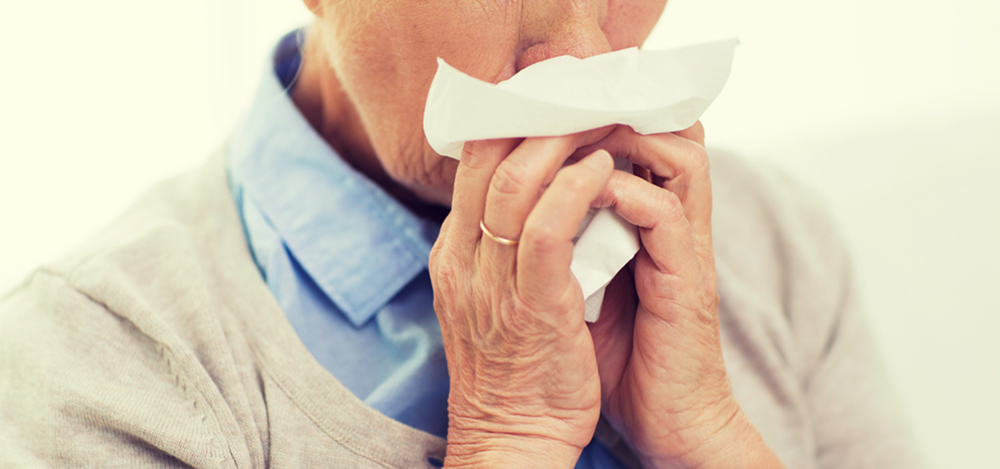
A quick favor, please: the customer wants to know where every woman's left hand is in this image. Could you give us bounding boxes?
[578,123,785,469]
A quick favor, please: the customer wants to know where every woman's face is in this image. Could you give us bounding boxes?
[309,0,667,206]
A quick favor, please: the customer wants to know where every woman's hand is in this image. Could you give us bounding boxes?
[581,124,784,468]
[430,128,618,468]
[430,123,783,468]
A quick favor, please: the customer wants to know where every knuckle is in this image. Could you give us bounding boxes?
[709,291,721,310]
[556,167,594,194]
[603,128,636,159]
[656,190,686,224]
[429,241,469,290]
[428,239,448,273]
[521,219,560,253]
[563,173,590,194]
[430,264,458,308]
[460,140,514,172]
[611,123,637,140]
[692,121,706,142]
[459,142,489,170]
[688,142,709,168]
[489,159,531,196]
[679,121,706,144]
[429,248,459,284]
[623,127,645,151]
[575,125,615,148]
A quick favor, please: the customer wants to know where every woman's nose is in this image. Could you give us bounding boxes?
[515,0,612,72]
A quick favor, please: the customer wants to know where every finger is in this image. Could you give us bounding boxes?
[675,120,705,147]
[587,268,636,398]
[516,150,613,309]
[480,138,572,246]
[592,170,700,279]
[448,138,521,249]
[573,126,703,180]
[573,126,712,244]
[481,127,616,249]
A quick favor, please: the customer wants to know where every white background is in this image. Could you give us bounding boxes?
[1,1,997,467]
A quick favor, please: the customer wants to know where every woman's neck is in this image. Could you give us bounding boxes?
[291,33,449,224]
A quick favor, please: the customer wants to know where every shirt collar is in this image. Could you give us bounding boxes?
[228,31,440,327]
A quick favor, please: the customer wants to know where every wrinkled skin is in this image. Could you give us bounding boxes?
[296,0,785,467]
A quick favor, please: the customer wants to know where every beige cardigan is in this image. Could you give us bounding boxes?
[0,148,926,468]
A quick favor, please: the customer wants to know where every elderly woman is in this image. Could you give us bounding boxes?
[0,1,926,468]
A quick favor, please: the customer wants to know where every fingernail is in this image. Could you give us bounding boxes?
[585,150,610,170]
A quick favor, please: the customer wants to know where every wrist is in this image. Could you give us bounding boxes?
[444,429,583,468]
[442,391,599,468]
[640,405,785,469]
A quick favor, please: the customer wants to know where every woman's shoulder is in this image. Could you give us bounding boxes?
[708,147,854,389]
[4,148,247,318]
[0,147,442,468]
[0,149,266,467]
[0,148,269,369]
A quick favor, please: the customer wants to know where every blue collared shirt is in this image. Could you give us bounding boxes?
[227,30,627,467]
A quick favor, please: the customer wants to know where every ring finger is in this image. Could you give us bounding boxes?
[480,128,615,256]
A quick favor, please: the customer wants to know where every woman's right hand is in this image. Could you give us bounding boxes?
[429,129,617,468]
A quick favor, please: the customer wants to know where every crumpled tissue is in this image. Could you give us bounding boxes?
[423,39,737,322]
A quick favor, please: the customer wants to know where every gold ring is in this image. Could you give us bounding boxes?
[480,219,519,246]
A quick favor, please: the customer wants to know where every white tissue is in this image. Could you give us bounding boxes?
[423,40,736,322]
